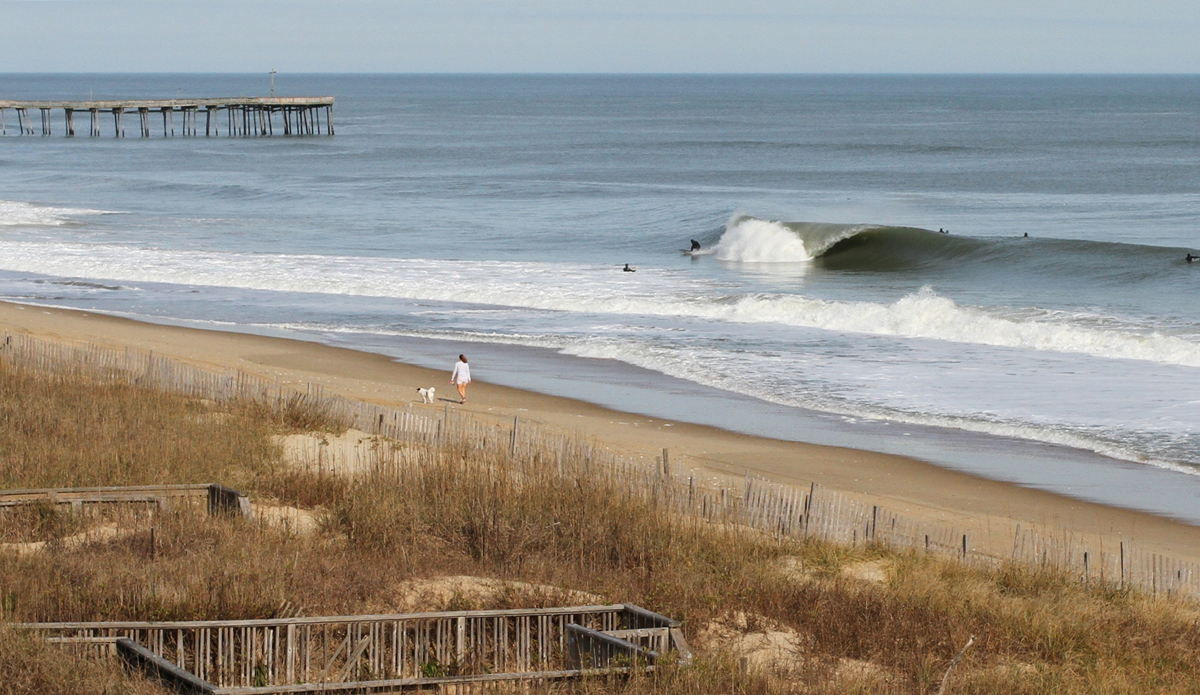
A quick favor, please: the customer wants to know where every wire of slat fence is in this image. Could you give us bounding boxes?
[3,331,1197,599]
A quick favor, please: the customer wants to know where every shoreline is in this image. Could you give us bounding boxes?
[315,329,1200,525]
[5,299,1200,563]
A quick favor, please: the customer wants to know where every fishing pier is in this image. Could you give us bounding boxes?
[0,96,334,137]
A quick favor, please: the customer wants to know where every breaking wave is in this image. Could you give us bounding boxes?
[710,215,1192,280]
[2,240,1200,368]
[712,215,943,264]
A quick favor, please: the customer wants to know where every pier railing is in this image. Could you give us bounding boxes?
[24,604,688,692]
[0,97,333,137]
[2,330,1197,599]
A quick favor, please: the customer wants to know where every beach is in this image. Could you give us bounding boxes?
[6,299,1200,564]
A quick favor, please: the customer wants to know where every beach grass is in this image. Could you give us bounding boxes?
[0,362,278,491]
[0,623,166,695]
[3,361,1200,693]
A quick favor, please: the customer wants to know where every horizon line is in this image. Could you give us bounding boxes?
[2,71,1200,77]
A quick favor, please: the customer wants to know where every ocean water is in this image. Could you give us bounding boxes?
[2,74,1199,518]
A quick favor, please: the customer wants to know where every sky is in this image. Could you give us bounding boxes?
[1,0,1197,73]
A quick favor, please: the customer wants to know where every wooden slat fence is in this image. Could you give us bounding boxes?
[3,331,1198,598]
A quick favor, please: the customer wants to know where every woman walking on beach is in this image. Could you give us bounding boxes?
[450,354,471,404]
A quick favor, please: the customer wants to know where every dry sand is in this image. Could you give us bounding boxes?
[4,300,1200,562]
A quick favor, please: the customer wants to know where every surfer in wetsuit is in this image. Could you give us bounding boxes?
[690,239,701,252]
[1187,253,1199,264]
[623,263,636,272]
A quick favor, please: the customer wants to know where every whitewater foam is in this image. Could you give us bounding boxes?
[713,217,813,262]
[261,320,1200,476]
[0,200,119,227]
[712,217,887,263]
[554,337,1200,476]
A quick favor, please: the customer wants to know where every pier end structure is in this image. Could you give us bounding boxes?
[0,96,334,137]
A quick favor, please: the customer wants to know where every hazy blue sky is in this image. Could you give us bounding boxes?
[1,0,1197,73]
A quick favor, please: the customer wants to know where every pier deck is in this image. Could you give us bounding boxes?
[0,96,334,137]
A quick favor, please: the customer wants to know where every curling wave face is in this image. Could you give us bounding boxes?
[712,216,945,265]
[710,215,1196,286]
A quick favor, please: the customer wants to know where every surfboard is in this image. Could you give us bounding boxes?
[680,249,702,256]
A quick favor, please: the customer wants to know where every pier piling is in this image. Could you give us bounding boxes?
[0,97,334,138]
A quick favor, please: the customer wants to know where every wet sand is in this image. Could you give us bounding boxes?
[4,300,1200,562]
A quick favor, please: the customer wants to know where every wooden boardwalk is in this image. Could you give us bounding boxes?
[26,604,689,693]
[0,97,334,137]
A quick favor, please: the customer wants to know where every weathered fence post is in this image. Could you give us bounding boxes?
[207,484,252,518]
[456,616,466,665]
[802,482,815,536]
[1120,541,1126,587]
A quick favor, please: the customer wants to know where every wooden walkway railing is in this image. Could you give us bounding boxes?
[25,604,689,693]
[0,483,250,517]
[2,331,1197,599]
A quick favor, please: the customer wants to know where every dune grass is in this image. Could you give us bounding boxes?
[0,364,278,491]
[3,360,1200,694]
[0,624,167,695]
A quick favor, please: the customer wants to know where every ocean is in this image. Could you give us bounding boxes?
[2,74,1199,520]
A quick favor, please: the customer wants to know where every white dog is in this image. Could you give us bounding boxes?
[417,387,436,404]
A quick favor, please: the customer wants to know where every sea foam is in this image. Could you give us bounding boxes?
[712,217,886,263]
[0,200,118,227]
[713,217,813,262]
[277,321,1200,476]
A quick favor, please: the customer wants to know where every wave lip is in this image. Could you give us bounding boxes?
[713,215,912,264]
[713,217,817,262]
